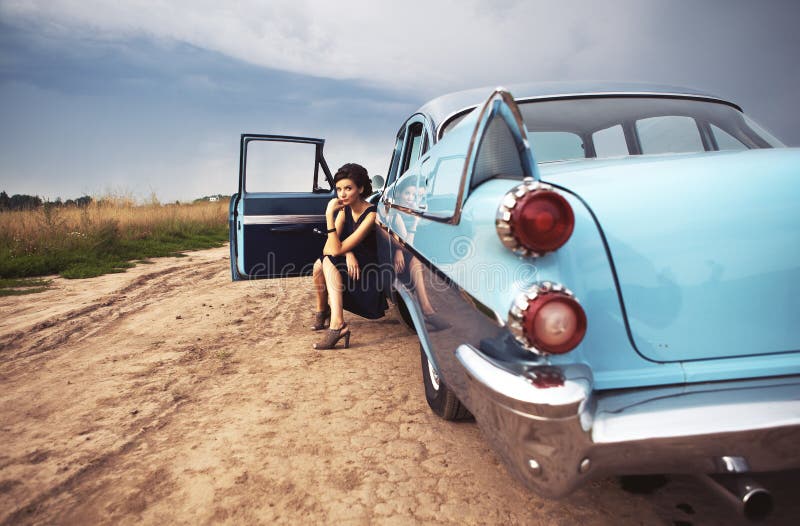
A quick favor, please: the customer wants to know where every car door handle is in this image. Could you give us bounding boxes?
[270,224,308,233]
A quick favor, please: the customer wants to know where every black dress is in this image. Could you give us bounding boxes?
[324,205,387,319]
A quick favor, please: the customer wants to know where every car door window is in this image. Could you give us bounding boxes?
[400,122,424,176]
[388,118,430,208]
[636,116,704,155]
[385,134,405,190]
[245,140,326,193]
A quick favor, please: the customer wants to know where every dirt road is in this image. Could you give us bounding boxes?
[1,246,796,525]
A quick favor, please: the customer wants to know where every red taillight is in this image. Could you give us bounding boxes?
[512,191,574,253]
[496,180,574,257]
[509,282,587,355]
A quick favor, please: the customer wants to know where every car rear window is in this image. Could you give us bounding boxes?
[440,96,785,162]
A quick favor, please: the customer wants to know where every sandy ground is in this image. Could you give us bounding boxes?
[1,245,797,525]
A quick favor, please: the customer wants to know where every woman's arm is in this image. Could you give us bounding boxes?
[393,212,418,242]
[322,206,346,255]
[323,211,376,256]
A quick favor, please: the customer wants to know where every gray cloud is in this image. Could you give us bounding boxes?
[0,0,798,201]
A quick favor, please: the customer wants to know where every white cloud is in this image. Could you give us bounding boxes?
[0,0,651,96]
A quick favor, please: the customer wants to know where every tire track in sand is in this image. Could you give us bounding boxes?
[0,262,222,367]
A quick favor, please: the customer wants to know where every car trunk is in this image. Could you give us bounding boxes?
[541,148,800,362]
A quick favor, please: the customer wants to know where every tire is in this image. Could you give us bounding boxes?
[420,345,471,421]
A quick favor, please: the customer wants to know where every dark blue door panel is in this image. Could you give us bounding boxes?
[242,223,325,277]
[231,134,334,281]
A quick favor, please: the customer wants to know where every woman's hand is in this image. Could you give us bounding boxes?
[345,251,360,280]
[394,249,405,274]
[326,197,345,218]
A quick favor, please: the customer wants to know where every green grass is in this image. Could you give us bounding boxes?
[0,277,52,296]
[0,224,228,282]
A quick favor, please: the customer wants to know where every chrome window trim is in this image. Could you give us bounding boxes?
[435,92,743,141]
[396,113,435,177]
[384,87,533,225]
[242,214,324,225]
[450,88,528,225]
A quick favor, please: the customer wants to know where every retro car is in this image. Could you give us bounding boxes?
[230,83,800,520]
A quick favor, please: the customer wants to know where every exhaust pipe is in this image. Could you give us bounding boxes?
[699,474,773,521]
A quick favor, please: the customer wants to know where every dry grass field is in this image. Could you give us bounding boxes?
[0,198,228,290]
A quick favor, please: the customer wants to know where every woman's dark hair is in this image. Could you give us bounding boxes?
[396,174,419,194]
[334,163,372,198]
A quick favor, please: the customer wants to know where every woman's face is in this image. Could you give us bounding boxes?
[400,186,417,207]
[335,178,363,205]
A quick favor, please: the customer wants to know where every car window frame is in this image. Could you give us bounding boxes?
[384,114,433,210]
[387,89,537,226]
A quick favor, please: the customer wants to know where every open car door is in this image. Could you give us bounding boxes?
[230,134,334,280]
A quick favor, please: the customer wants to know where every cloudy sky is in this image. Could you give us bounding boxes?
[1,0,798,201]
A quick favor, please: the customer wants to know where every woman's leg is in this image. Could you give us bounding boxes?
[409,257,436,315]
[322,257,346,329]
[312,258,328,311]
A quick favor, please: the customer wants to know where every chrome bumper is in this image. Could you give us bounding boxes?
[454,344,800,498]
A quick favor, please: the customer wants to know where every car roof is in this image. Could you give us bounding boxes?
[415,81,738,137]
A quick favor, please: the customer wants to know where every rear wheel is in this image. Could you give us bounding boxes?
[420,345,471,420]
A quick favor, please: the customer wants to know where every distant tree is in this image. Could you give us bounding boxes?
[9,194,42,210]
[0,191,9,211]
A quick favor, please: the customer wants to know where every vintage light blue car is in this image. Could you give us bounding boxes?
[230,83,800,520]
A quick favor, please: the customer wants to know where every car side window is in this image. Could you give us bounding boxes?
[711,124,747,151]
[592,125,629,158]
[636,116,704,155]
[245,140,323,193]
[529,131,585,162]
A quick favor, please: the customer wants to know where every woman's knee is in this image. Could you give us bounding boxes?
[321,258,343,286]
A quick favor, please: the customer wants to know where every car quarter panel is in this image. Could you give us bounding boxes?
[403,178,686,390]
[539,149,800,364]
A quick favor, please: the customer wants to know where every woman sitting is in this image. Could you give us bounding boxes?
[311,163,387,349]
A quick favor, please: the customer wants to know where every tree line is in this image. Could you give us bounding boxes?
[0,191,93,212]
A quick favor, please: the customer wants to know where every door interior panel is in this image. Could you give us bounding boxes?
[232,134,333,281]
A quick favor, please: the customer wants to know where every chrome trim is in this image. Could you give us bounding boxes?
[383,87,535,226]
[392,279,439,373]
[382,201,460,224]
[436,91,741,140]
[507,281,579,354]
[452,343,800,498]
[451,87,535,225]
[242,214,324,225]
[456,344,592,419]
[395,112,436,150]
[592,377,800,443]
[495,178,559,258]
[717,456,749,473]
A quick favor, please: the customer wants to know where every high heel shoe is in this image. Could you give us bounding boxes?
[313,323,351,350]
[424,312,451,332]
[311,307,331,330]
